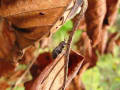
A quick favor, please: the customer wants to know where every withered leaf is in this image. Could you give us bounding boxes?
[75,32,92,57]
[19,45,38,64]
[0,0,75,49]
[0,17,16,61]
[66,77,85,90]
[75,32,97,68]
[106,39,116,54]
[0,81,10,90]
[0,17,24,69]
[105,33,119,54]
[103,0,119,27]
[0,59,16,77]
[85,0,106,47]
[72,0,119,48]
[97,29,108,54]
[116,37,120,46]
[25,50,84,90]
[30,52,53,79]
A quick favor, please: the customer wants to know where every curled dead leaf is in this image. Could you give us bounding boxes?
[105,33,119,54]
[85,0,106,47]
[66,77,85,90]
[24,50,84,90]
[103,0,119,27]
[97,29,108,54]
[75,32,97,68]
[116,37,120,46]
[0,0,79,49]
[19,45,38,64]
[0,17,16,61]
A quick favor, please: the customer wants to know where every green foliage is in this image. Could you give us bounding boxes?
[118,8,120,14]
[52,20,82,49]
[52,20,73,44]
[108,26,117,33]
[82,46,120,90]
[7,86,25,90]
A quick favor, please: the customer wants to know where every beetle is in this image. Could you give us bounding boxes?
[52,41,66,59]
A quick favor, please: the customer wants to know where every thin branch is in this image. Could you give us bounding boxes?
[62,0,88,90]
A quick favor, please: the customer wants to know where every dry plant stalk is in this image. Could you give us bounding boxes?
[62,0,88,90]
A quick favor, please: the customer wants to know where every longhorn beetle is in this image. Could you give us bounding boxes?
[52,41,66,59]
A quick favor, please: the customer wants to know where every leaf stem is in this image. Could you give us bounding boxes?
[62,0,88,90]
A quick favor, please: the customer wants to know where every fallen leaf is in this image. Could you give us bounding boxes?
[97,29,108,54]
[0,81,10,90]
[75,32,97,68]
[25,50,84,90]
[66,77,85,90]
[0,0,79,49]
[103,0,119,27]
[0,17,17,61]
[116,37,120,46]
[105,33,119,54]
[19,45,37,64]
[0,59,16,77]
[85,0,106,47]
[30,52,53,79]
[66,63,89,90]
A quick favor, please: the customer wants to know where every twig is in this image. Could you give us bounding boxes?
[62,0,88,90]
[11,52,40,90]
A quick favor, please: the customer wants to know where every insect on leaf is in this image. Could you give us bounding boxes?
[24,50,84,90]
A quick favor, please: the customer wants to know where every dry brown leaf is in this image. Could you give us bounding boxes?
[75,32,97,68]
[75,32,92,59]
[0,59,16,77]
[0,18,19,77]
[97,29,108,54]
[0,81,10,90]
[19,45,38,64]
[85,0,106,47]
[30,52,53,79]
[103,0,119,28]
[72,0,119,48]
[24,50,84,90]
[66,77,85,90]
[66,63,89,90]
[67,58,90,90]
[67,1,119,90]
[105,33,119,54]
[106,39,116,54]
[0,18,16,61]
[0,0,76,49]
[116,37,120,46]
